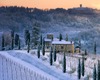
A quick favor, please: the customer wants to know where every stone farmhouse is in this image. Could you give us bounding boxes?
[44,33,74,53]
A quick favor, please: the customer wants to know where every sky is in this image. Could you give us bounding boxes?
[0,0,100,9]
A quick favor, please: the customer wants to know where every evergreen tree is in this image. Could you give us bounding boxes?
[66,34,68,41]
[93,64,96,80]
[37,45,40,58]
[32,22,40,48]
[40,35,42,46]
[50,47,53,65]
[24,30,29,45]
[2,34,5,50]
[59,33,62,41]
[63,53,66,73]
[94,42,96,55]
[18,39,20,50]
[42,38,45,56]
[78,59,81,79]
[15,34,19,46]
[27,31,30,43]
[82,56,85,76]
[51,36,53,41]
[79,40,81,53]
[11,30,14,39]
[97,60,100,80]
[11,30,14,49]
[54,47,57,62]
[27,40,30,53]
[85,49,87,55]
[11,38,14,50]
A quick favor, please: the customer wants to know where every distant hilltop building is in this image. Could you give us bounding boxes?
[80,4,82,8]
[68,4,94,14]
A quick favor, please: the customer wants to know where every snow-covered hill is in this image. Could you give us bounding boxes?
[1,50,99,80]
[0,50,78,80]
[0,7,100,53]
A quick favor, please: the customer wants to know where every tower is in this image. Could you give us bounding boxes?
[80,4,82,8]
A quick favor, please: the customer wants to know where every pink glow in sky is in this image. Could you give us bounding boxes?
[0,0,100,9]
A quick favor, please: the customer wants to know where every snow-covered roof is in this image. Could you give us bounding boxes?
[52,40,74,45]
[44,38,52,42]
[47,33,54,35]
[44,38,74,45]
[53,38,59,41]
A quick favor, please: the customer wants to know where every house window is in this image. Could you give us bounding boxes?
[68,51,71,53]
[61,46,64,49]
[47,46,49,49]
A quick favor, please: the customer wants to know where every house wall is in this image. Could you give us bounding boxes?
[47,34,53,40]
[52,44,74,53]
[66,44,74,53]
[75,48,80,53]
[45,42,51,49]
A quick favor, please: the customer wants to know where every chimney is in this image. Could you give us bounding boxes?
[71,41,72,44]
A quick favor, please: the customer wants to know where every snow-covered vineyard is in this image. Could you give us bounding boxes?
[0,50,79,80]
[0,50,99,80]
[0,51,58,80]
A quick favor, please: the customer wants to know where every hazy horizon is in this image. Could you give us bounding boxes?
[0,0,100,9]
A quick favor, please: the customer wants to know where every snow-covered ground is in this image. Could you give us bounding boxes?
[0,50,77,80]
[0,52,58,80]
[0,51,58,80]
[0,50,99,80]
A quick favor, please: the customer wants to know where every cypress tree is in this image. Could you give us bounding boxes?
[15,34,19,46]
[37,45,40,58]
[32,23,40,48]
[11,30,14,39]
[27,32,30,43]
[11,38,14,50]
[85,49,87,55]
[40,35,42,46]
[82,56,85,76]
[93,64,96,80]
[50,47,53,66]
[66,34,68,41]
[54,47,57,62]
[59,33,62,41]
[97,60,100,80]
[18,39,20,50]
[11,30,14,49]
[94,42,96,55]
[51,36,53,41]
[24,30,29,45]
[27,40,30,53]
[63,53,66,73]
[79,40,81,53]
[42,38,45,56]
[2,34,5,50]
[78,58,81,79]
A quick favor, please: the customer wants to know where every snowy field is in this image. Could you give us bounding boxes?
[0,51,58,80]
[0,50,99,80]
[0,50,77,80]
